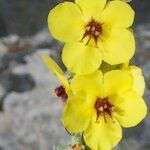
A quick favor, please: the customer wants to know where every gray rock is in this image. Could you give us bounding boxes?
[134,24,150,66]
[0,86,4,99]
[0,113,14,150]
[0,50,69,150]
[1,34,27,52]
[0,73,35,93]
[28,28,55,49]
[0,42,8,57]
[0,0,61,36]
[0,0,149,36]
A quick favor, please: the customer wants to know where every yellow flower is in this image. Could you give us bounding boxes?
[42,54,70,103]
[62,70,147,150]
[48,0,135,74]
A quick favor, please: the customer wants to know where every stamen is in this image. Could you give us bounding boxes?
[104,104,107,109]
[95,98,114,123]
[95,31,100,36]
[91,26,96,32]
[103,112,107,123]
[86,26,90,31]
[99,106,104,112]
[81,19,102,47]
[65,127,72,136]
[86,36,92,45]
[55,85,68,103]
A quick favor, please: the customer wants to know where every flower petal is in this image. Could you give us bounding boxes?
[103,70,132,96]
[62,93,93,132]
[71,70,103,96]
[48,2,84,42]
[101,0,134,28]
[102,28,135,65]
[62,43,102,75]
[42,54,69,88]
[112,90,147,128]
[75,0,106,21]
[127,66,145,96]
[84,117,122,150]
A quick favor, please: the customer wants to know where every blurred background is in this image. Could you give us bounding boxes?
[0,0,149,150]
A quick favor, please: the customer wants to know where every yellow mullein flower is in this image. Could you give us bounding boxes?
[62,70,147,150]
[42,54,70,103]
[48,0,135,74]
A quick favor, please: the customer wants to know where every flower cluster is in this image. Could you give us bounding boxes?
[43,0,147,150]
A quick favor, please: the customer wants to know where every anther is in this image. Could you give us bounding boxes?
[95,31,100,36]
[91,26,96,31]
[81,19,102,46]
[86,26,90,31]
[99,106,104,112]
[95,98,114,122]
[54,85,68,103]
[104,104,107,109]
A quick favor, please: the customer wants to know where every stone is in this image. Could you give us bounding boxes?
[0,86,4,99]
[0,42,8,57]
[1,34,26,52]
[0,113,14,150]
[0,50,69,150]
[28,28,55,49]
[0,73,35,93]
[0,0,149,36]
[0,0,61,36]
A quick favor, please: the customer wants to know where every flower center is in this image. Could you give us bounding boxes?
[81,19,102,46]
[55,85,68,103]
[95,97,114,122]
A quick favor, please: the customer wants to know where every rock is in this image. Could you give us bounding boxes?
[0,0,61,36]
[2,34,20,46]
[0,86,5,99]
[0,113,14,150]
[143,62,150,89]
[0,0,149,36]
[0,29,61,74]
[26,28,63,68]
[0,73,35,93]
[0,85,5,111]
[117,138,141,150]
[1,34,27,52]
[134,24,150,66]
[0,42,8,57]
[0,14,7,37]
[0,50,69,150]
[131,1,150,24]
[28,28,55,49]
